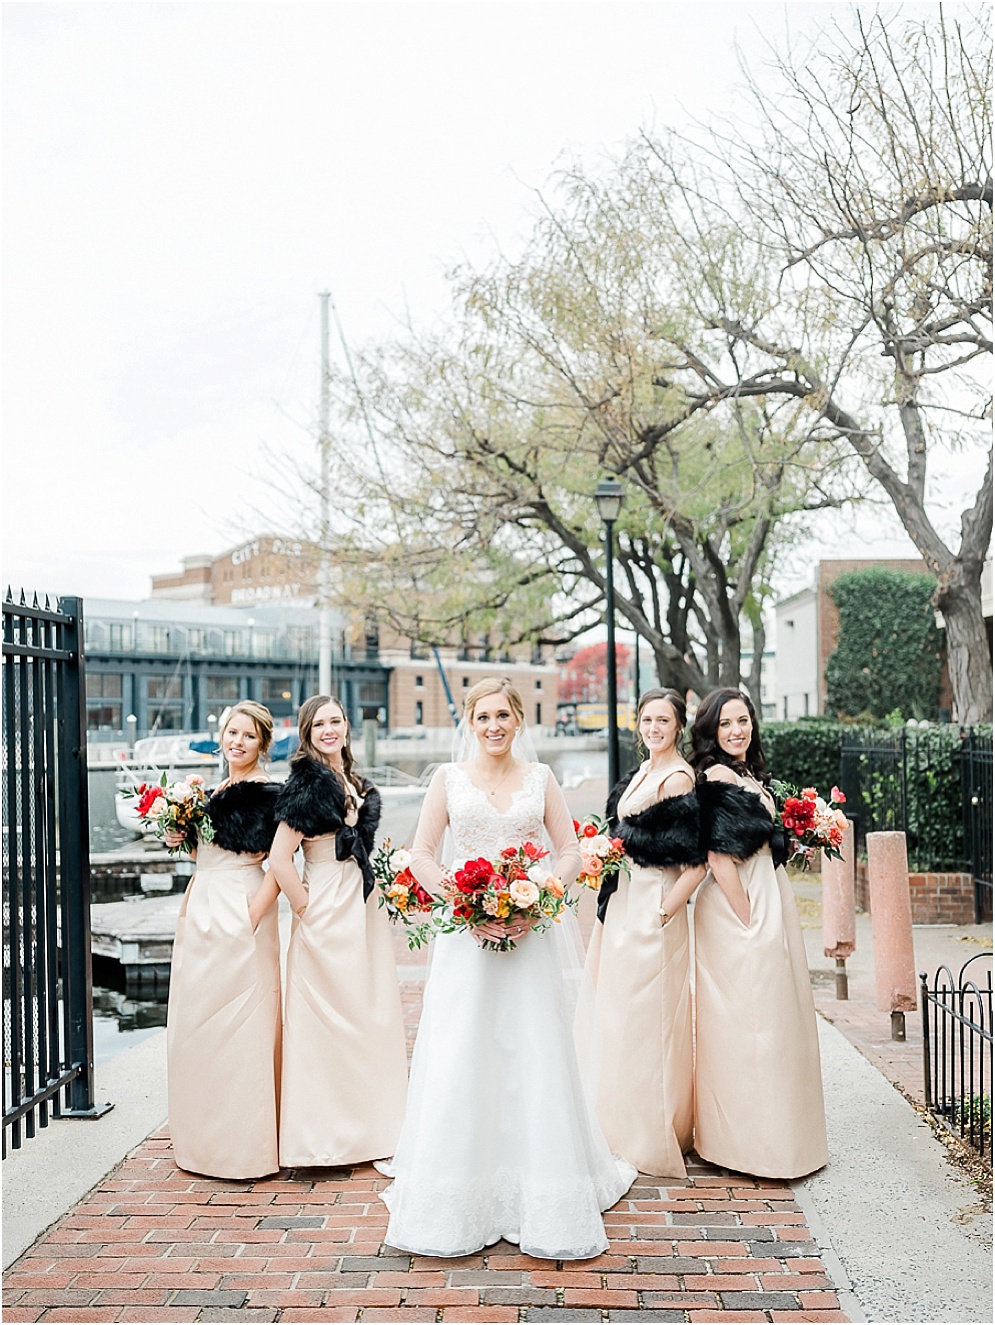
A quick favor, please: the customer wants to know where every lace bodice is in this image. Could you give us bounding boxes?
[408,761,582,892]
[444,763,549,864]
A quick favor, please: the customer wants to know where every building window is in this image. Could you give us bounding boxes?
[87,703,122,732]
[364,614,379,660]
[223,631,239,656]
[535,679,543,690]
[147,676,183,701]
[86,673,123,698]
[261,677,293,702]
[359,681,387,705]
[108,623,132,651]
[206,676,240,701]
[536,702,542,725]
[463,677,469,687]
[415,701,424,726]
[415,675,424,688]
[148,625,170,653]
[187,628,207,652]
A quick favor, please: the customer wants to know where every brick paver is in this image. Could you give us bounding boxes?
[3,972,849,1323]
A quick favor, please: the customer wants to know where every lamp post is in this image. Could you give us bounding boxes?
[594,478,625,789]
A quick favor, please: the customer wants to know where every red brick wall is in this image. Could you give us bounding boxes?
[855,859,975,925]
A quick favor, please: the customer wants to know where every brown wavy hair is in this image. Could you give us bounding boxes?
[291,694,361,802]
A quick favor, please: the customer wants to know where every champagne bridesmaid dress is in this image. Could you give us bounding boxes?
[694,769,828,1179]
[275,759,407,1167]
[167,781,281,1179]
[586,761,700,1178]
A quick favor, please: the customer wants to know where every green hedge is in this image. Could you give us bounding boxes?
[824,567,944,720]
[761,718,992,870]
[762,718,849,791]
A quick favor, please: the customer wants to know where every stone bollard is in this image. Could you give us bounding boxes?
[822,819,856,999]
[866,831,918,1040]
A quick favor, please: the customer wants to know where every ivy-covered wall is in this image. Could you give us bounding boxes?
[824,567,944,720]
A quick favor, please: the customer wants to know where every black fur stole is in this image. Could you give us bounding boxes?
[697,778,789,866]
[206,781,280,854]
[598,775,705,922]
[274,759,382,897]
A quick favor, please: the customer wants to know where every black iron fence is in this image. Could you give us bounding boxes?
[840,725,993,921]
[3,591,104,1155]
[921,954,993,1165]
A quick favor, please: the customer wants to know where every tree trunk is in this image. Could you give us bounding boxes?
[934,577,993,723]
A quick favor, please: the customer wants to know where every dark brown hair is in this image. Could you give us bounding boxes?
[689,688,770,785]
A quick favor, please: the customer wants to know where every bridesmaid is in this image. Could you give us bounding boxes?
[166,700,282,1179]
[689,688,828,1178]
[585,688,705,1178]
[269,695,407,1167]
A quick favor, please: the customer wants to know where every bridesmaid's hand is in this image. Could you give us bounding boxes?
[163,829,187,850]
[659,892,675,926]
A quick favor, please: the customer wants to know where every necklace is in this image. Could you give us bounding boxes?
[477,762,516,797]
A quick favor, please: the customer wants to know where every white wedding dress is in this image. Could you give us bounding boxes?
[379,761,636,1259]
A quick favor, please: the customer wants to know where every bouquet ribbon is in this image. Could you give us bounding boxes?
[335,825,375,901]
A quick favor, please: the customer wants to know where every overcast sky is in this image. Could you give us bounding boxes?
[2,0,967,604]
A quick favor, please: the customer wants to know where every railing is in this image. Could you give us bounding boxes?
[921,954,993,1165]
[3,591,105,1155]
[840,725,993,919]
[962,731,993,923]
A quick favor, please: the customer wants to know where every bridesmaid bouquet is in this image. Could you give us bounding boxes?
[437,842,574,952]
[772,782,848,868]
[370,839,436,949]
[573,816,628,890]
[123,772,214,855]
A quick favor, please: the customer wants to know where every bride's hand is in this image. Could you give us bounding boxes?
[473,915,532,945]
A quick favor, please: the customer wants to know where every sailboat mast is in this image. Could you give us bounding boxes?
[317,291,333,696]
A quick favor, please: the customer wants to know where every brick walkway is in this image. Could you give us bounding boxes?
[4,974,849,1325]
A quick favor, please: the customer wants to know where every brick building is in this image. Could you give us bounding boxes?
[149,540,559,732]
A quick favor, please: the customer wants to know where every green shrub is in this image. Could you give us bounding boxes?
[763,718,848,790]
[825,567,944,720]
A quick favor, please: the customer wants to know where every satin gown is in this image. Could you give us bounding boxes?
[585,761,694,1178]
[279,809,408,1168]
[380,762,636,1260]
[693,770,828,1179]
[167,842,281,1179]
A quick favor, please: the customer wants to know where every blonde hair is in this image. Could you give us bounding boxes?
[218,700,274,759]
[463,676,526,726]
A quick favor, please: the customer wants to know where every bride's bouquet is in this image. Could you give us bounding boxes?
[122,772,215,855]
[772,781,848,869]
[370,839,436,949]
[437,841,573,952]
[573,815,628,891]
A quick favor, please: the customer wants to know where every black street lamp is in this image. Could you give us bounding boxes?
[594,478,625,789]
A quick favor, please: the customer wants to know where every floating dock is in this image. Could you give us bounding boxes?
[90,894,184,992]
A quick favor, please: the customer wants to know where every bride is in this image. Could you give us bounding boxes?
[379,677,636,1260]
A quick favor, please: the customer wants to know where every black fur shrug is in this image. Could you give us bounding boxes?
[205,780,280,854]
[697,776,790,868]
[598,769,706,922]
[274,758,382,898]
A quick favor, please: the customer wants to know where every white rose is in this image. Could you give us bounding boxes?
[172,783,196,802]
[588,834,613,858]
[390,849,413,872]
[527,864,548,887]
[509,877,540,909]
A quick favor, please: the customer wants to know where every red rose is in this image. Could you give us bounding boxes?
[136,786,164,817]
[501,846,518,859]
[610,837,624,851]
[572,819,580,833]
[782,796,816,834]
[522,842,548,861]
[582,823,598,839]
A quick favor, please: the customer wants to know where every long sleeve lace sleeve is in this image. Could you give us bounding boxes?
[543,769,582,890]
[409,766,451,894]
